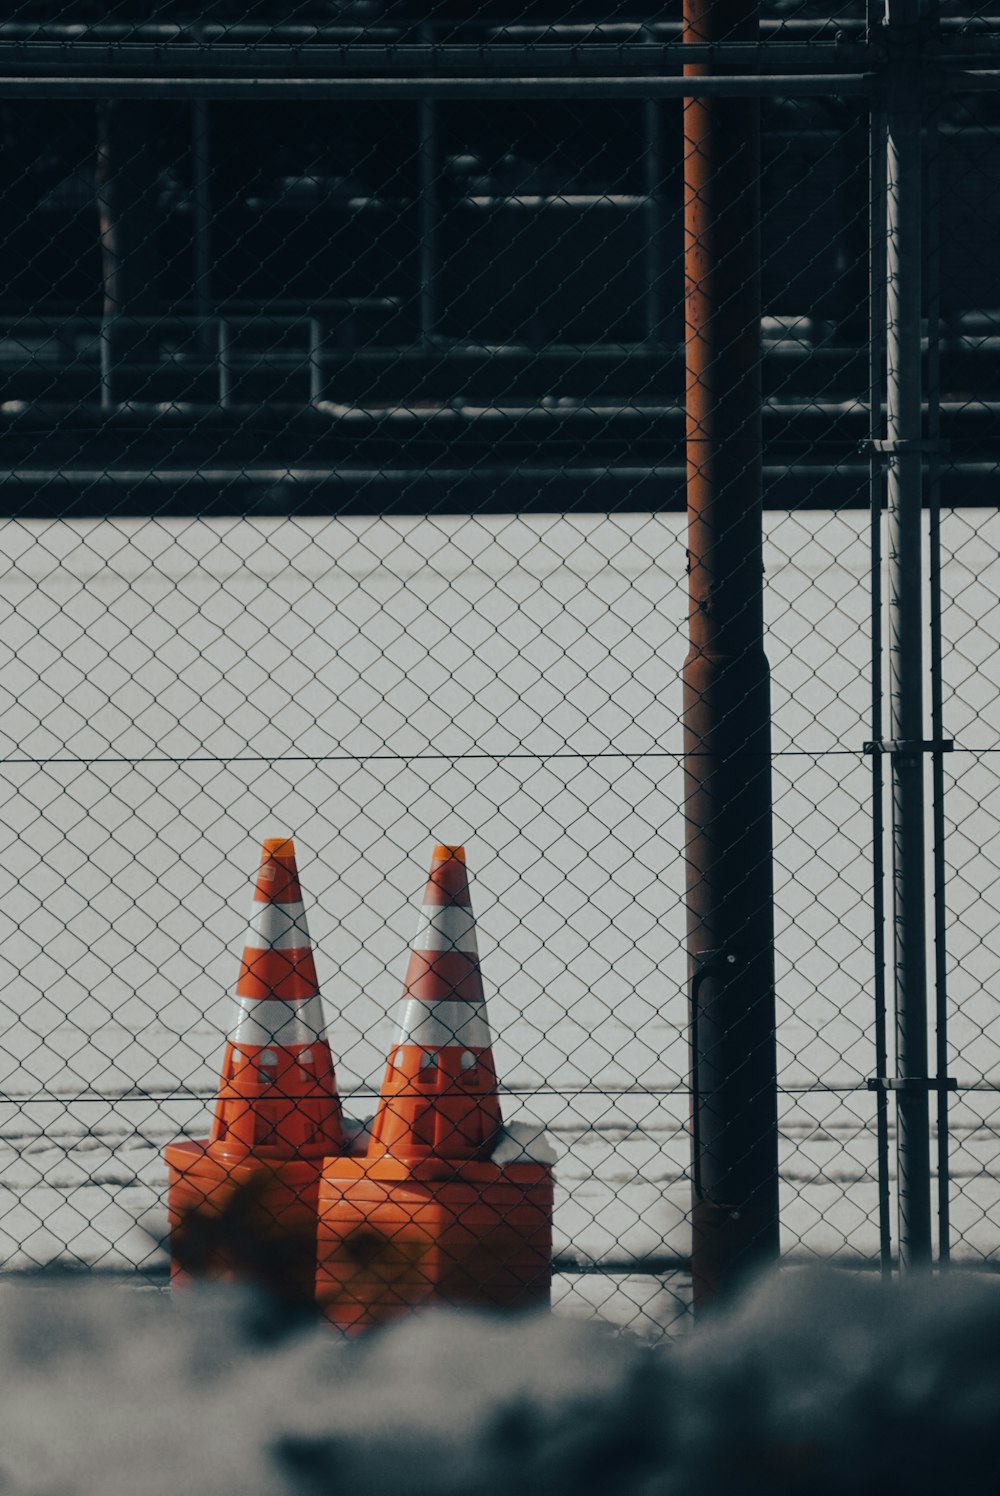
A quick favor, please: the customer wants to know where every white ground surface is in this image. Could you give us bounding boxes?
[0,508,996,1336]
[3,1268,999,1495]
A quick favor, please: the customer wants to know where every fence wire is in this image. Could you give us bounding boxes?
[0,3,994,1339]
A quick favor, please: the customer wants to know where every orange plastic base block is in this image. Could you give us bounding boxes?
[164,1139,326,1308]
[315,1155,553,1334]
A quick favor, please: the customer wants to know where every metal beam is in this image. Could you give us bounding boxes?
[0,73,876,101]
[0,41,876,73]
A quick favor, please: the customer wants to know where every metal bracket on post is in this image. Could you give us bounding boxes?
[691,947,741,985]
[867,1077,957,1092]
[858,438,951,458]
[690,949,743,1207]
[863,739,953,756]
[872,12,939,62]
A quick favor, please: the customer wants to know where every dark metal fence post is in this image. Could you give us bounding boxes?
[218,317,232,408]
[95,99,158,410]
[868,72,893,1278]
[884,0,932,1270]
[925,83,952,1268]
[683,0,780,1307]
[310,316,325,406]
[644,97,663,343]
[419,25,439,342]
[96,101,119,411]
[192,99,213,325]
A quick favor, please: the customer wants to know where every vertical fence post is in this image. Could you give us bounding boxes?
[192,99,213,326]
[683,2,780,1306]
[643,25,664,348]
[96,101,119,411]
[310,316,325,406]
[868,64,893,1277]
[218,317,232,409]
[95,99,158,411]
[419,97,438,341]
[884,0,933,1270]
[925,84,952,1267]
[419,24,439,343]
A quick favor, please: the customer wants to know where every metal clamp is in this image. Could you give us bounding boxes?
[858,438,951,456]
[690,949,743,1201]
[867,1077,958,1093]
[863,739,954,755]
[691,948,741,980]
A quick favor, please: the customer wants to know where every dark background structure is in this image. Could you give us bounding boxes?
[0,0,993,519]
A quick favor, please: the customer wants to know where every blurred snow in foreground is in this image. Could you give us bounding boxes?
[0,1267,998,1495]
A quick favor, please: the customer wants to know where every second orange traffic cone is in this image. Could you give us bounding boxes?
[369,844,502,1161]
[316,842,552,1332]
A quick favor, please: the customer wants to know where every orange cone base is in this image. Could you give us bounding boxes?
[315,1154,553,1334]
[164,1138,325,1308]
[369,1048,502,1162]
[210,1040,344,1161]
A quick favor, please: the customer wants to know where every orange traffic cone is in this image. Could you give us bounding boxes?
[210,836,344,1160]
[164,835,344,1305]
[316,842,552,1332]
[369,844,502,1161]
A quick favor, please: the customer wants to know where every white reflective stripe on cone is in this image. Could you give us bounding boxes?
[246,899,310,951]
[229,994,328,1047]
[395,997,493,1050]
[411,903,479,955]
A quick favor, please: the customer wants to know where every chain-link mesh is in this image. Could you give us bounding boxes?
[934,87,1000,1270]
[0,1,994,1340]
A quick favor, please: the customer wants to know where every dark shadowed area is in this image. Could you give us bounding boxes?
[0,1268,998,1494]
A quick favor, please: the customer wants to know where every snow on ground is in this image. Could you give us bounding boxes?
[0,1267,999,1494]
[0,509,995,1332]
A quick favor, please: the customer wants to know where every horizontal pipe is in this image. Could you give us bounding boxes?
[3,399,859,419]
[0,309,394,330]
[0,36,988,67]
[0,397,988,423]
[0,466,752,483]
[0,15,992,39]
[0,18,880,39]
[4,462,999,485]
[0,72,877,100]
[0,340,860,363]
[162,403,1000,426]
[9,466,1000,517]
[0,15,993,44]
[946,67,1000,86]
[0,325,991,348]
[0,41,874,73]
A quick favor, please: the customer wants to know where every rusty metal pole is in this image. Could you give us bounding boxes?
[683,0,780,1308]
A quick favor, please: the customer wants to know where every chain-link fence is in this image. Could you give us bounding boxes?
[0,1,995,1339]
[935,84,1000,1272]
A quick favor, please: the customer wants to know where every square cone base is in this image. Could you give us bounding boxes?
[315,1155,553,1334]
[164,1139,326,1308]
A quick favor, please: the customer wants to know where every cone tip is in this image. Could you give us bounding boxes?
[261,836,296,860]
[432,844,466,863]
